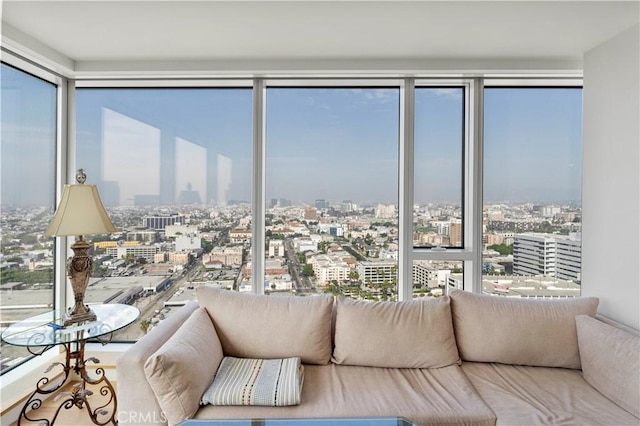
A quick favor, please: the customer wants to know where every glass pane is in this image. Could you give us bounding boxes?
[414,87,464,248]
[413,260,463,298]
[76,88,252,339]
[483,87,583,297]
[264,88,400,301]
[0,64,57,373]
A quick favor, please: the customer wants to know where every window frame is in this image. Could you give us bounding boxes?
[0,52,584,377]
[0,52,67,382]
[480,81,584,294]
[261,80,403,296]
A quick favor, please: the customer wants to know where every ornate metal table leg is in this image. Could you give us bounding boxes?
[57,338,118,425]
[18,337,118,426]
[77,336,118,426]
[17,344,70,426]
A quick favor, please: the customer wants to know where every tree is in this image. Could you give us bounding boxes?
[17,233,38,245]
[488,244,513,256]
[140,319,151,334]
[1,269,53,285]
[302,264,314,276]
[5,256,23,265]
[318,241,330,254]
[202,239,214,253]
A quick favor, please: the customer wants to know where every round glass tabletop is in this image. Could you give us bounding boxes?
[1,304,140,347]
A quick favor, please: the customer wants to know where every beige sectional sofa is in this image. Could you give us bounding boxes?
[116,287,639,426]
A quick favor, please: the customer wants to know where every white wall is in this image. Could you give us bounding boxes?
[582,24,640,330]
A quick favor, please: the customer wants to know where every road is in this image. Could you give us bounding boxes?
[284,239,316,295]
[113,260,201,340]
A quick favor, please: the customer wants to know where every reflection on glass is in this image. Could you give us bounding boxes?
[263,88,400,300]
[0,64,57,373]
[103,108,161,206]
[483,88,582,298]
[76,88,252,341]
[414,87,465,249]
[176,137,206,204]
[217,154,233,206]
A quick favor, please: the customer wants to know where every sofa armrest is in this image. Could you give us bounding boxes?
[576,315,640,418]
[116,301,199,425]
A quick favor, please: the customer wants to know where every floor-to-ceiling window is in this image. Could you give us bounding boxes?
[264,86,400,300]
[412,86,466,298]
[0,69,584,360]
[75,86,253,339]
[0,63,58,374]
[482,86,583,298]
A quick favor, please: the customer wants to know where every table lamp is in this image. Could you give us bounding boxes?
[44,169,117,326]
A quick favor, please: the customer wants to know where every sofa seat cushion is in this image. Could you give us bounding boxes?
[461,362,639,425]
[197,286,334,365]
[194,364,496,425]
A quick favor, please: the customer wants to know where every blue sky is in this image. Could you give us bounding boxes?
[484,88,583,204]
[266,88,400,204]
[1,64,57,207]
[2,64,583,208]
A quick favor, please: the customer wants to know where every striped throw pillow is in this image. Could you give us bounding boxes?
[201,357,304,406]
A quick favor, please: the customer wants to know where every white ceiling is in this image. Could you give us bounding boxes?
[1,1,639,75]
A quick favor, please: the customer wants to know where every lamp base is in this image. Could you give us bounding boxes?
[63,308,97,327]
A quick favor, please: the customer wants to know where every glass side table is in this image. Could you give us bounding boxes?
[1,304,139,426]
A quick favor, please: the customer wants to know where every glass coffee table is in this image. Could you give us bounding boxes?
[1,303,139,425]
[180,418,417,426]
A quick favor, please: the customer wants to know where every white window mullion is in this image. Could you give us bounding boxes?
[251,79,266,294]
[464,78,484,293]
[55,78,73,311]
[398,78,415,301]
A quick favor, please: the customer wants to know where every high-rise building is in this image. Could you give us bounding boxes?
[555,233,582,282]
[356,260,397,287]
[513,232,582,282]
[175,235,202,253]
[279,198,291,207]
[315,199,329,209]
[143,213,186,231]
[268,239,285,257]
[375,204,395,219]
[106,245,159,263]
[513,233,557,276]
[413,261,451,288]
[449,219,462,247]
[304,208,318,220]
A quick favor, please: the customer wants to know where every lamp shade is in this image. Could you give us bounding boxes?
[44,184,117,237]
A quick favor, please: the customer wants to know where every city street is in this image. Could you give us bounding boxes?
[284,239,315,295]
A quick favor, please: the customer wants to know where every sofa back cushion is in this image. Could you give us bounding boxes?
[332,296,460,368]
[197,286,334,365]
[450,290,598,369]
[576,315,640,418]
[144,308,224,425]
